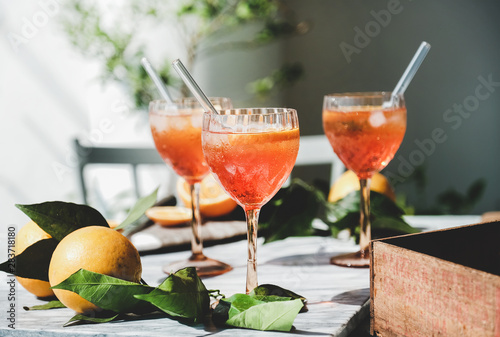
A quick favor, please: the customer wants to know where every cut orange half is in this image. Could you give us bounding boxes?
[177,174,238,218]
[146,206,192,226]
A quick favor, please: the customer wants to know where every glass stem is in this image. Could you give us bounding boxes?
[189,182,203,257]
[245,208,260,294]
[359,178,371,258]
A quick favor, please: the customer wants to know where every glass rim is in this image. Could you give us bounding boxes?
[206,107,297,116]
[324,91,403,98]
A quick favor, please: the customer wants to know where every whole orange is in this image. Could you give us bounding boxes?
[48,226,142,314]
[15,220,55,298]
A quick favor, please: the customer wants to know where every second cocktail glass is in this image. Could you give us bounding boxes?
[149,97,233,277]
[202,108,300,293]
[323,92,406,267]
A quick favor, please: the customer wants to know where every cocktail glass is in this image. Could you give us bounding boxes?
[323,92,406,267]
[149,97,233,277]
[202,108,300,293]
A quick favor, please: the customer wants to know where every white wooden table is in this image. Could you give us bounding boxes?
[0,215,482,336]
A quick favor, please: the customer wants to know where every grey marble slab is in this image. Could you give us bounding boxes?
[1,215,482,336]
[0,235,370,337]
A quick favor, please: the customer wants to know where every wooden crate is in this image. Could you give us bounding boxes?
[370,221,500,336]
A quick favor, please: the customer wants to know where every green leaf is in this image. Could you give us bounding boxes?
[134,267,209,323]
[226,294,265,314]
[0,238,58,281]
[213,284,306,331]
[320,191,418,241]
[51,269,154,313]
[261,179,322,243]
[250,284,307,308]
[23,300,65,311]
[15,202,109,241]
[63,312,119,327]
[115,187,158,232]
[224,296,303,331]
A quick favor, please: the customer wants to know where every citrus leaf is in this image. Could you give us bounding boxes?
[23,300,65,311]
[0,238,58,281]
[212,298,231,327]
[224,296,303,331]
[261,179,322,243]
[51,269,154,313]
[134,267,209,323]
[250,284,307,309]
[15,202,109,241]
[115,187,158,231]
[63,312,119,327]
[321,191,418,241]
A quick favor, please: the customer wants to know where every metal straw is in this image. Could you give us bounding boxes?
[141,57,173,104]
[171,59,219,114]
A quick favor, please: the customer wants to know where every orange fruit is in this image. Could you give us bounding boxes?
[48,226,142,314]
[328,170,395,202]
[15,220,55,298]
[146,206,192,226]
[177,174,238,218]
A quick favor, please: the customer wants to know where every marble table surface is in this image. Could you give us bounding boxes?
[0,215,482,336]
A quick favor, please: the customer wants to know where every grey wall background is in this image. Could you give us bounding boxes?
[200,0,500,214]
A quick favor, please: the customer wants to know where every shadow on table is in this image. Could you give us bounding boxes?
[264,251,356,266]
[331,288,370,305]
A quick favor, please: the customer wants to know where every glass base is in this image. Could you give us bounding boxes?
[162,253,233,277]
[330,250,370,268]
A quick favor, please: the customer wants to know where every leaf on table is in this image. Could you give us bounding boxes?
[212,284,306,331]
[15,202,109,241]
[250,284,307,310]
[260,179,324,243]
[63,312,119,327]
[212,298,231,327]
[51,269,154,314]
[115,187,158,233]
[220,294,303,331]
[23,300,65,311]
[134,267,210,323]
[0,238,58,281]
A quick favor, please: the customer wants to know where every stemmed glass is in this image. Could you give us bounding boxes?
[323,92,406,267]
[149,97,233,277]
[202,108,300,293]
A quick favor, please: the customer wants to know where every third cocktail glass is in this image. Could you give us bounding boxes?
[323,92,406,267]
[202,108,300,293]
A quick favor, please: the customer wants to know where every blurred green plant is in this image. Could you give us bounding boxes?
[393,165,486,215]
[59,0,308,109]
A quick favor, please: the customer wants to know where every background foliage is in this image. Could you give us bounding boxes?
[59,0,308,109]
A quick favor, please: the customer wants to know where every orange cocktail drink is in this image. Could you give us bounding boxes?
[322,92,406,268]
[202,108,300,293]
[149,97,233,277]
[203,129,300,210]
[150,110,208,185]
[323,106,406,179]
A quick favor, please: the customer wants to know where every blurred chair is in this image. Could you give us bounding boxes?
[75,135,343,206]
[74,138,166,205]
[294,134,345,184]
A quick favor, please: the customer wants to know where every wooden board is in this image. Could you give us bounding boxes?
[370,221,500,336]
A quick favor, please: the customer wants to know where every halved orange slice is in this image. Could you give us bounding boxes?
[146,206,192,226]
[177,174,238,218]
